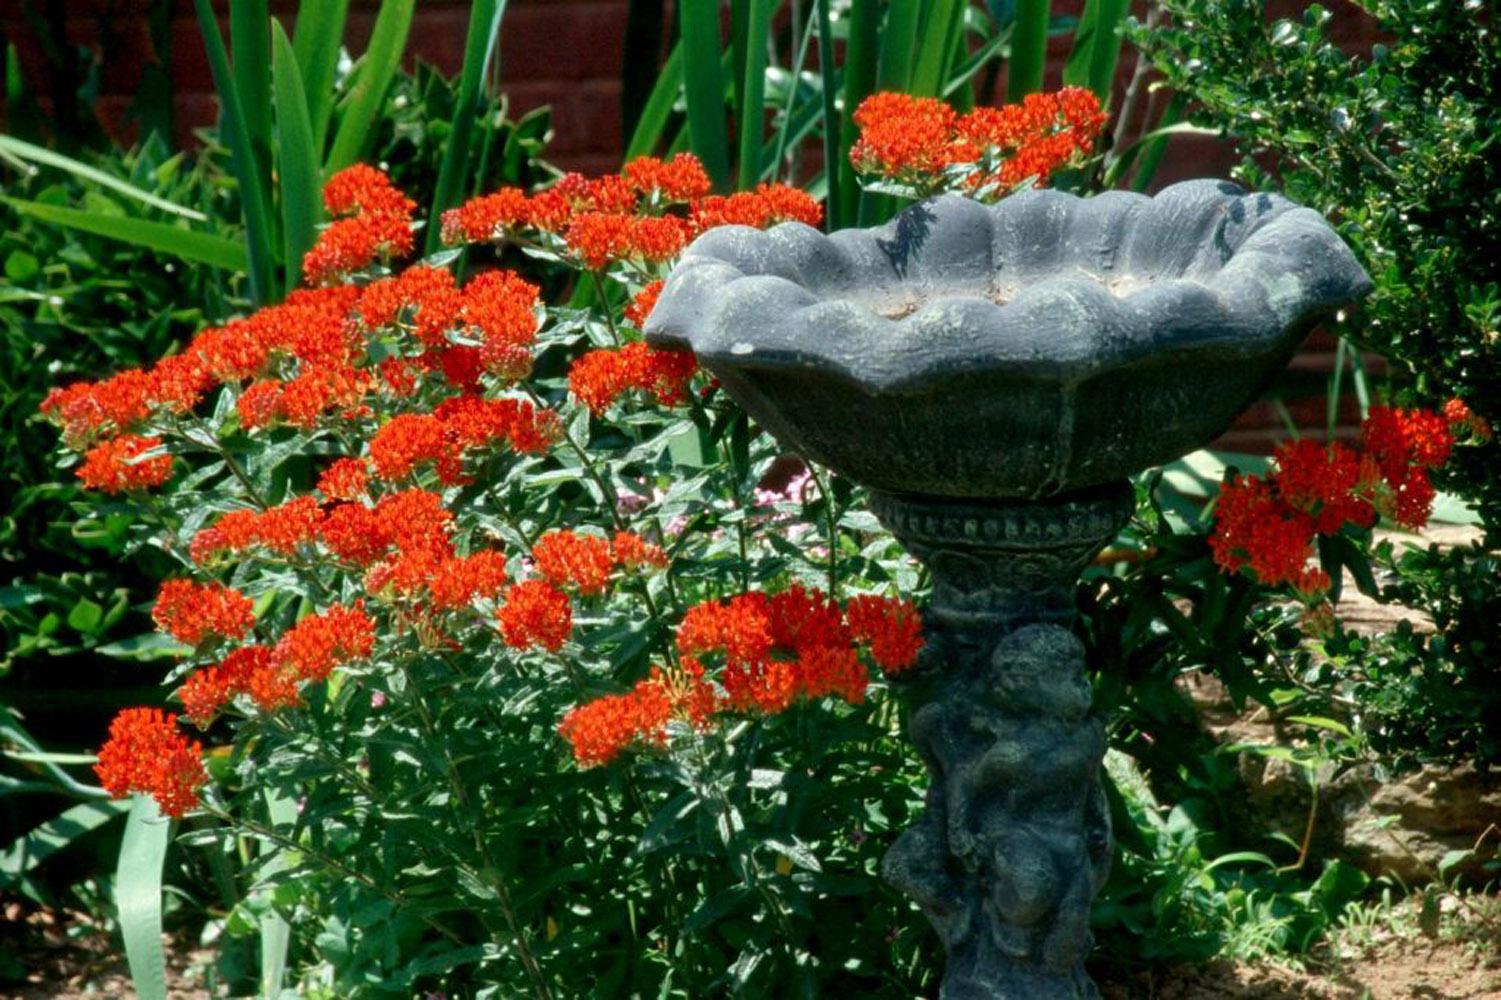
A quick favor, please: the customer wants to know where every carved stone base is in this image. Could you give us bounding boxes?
[872,484,1132,999]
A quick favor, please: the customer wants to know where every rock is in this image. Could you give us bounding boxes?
[1335,766,1500,885]
[1182,672,1499,885]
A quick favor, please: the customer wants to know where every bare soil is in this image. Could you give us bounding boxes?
[5,896,1497,999]
[0,903,210,1000]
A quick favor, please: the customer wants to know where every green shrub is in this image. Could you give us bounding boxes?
[1138,0,1500,533]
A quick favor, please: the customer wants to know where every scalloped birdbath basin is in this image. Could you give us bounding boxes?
[646,179,1370,499]
[646,180,1370,999]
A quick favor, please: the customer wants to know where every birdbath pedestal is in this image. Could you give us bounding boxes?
[647,181,1370,998]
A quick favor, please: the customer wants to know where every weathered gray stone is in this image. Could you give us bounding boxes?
[647,181,1371,998]
[647,181,1371,500]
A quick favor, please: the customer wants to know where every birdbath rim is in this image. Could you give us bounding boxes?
[644,179,1371,500]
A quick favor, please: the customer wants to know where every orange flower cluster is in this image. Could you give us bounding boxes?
[850,88,1107,194]
[443,154,821,270]
[688,184,826,231]
[152,579,256,646]
[368,396,558,483]
[273,602,376,683]
[558,663,717,767]
[42,281,370,487]
[496,579,573,651]
[531,529,667,595]
[1211,405,1467,596]
[95,708,206,818]
[303,164,417,285]
[567,341,698,414]
[175,602,376,725]
[76,434,173,494]
[317,457,371,501]
[623,280,663,329]
[178,646,273,726]
[558,586,924,766]
[190,497,322,562]
[1442,398,1492,442]
[356,265,541,383]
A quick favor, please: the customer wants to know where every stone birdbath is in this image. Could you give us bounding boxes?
[645,179,1370,998]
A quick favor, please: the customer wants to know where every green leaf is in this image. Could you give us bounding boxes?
[735,0,775,191]
[909,0,964,98]
[2,197,248,273]
[326,0,417,175]
[426,0,507,253]
[259,789,298,999]
[292,0,350,147]
[0,135,207,221]
[1286,715,1353,738]
[194,0,277,302]
[1129,93,1188,192]
[116,795,171,1000]
[624,44,684,161]
[65,597,104,634]
[0,799,129,881]
[1063,0,1129,99]
[231,0,274,190]
[680,0,732,191]
[272,20,322,288]
[764,837,822,873]
[814,0,840,229]
[4,249,38,282]
[1007,0,1052,100]
[839,0,880,224]
[683,885,753,934]
[1438,848,1473,877]
[876,0,921,93]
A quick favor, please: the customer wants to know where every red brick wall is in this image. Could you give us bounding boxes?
[2,0,1387,453]
[0,0,640,175]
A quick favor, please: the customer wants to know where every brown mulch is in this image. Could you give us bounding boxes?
[5,900,1498,999]
[0,903,211,1000]
[1099,939,1501,999]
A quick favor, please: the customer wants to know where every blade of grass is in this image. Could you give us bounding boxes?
[426,0,507,252]
[768,12,818,180]
[194,0,276,302]
[116,796,170,1000]
[230,0,273,185]
[1327,335,1348,439]
[272,20,321,288]
[624,43,684,160]
[1062,0,1099,88]
[0,136,207,220]
[736,0,775,191]
[839,0,879,226]
[292,0,350,148]
[258,789,298,999]
[909,0,964,97]
[729,0,751,141]
[946,8,981,111]
[943,30,1008,98]
[325,0,416,176]
[680,0,733,191]
[4,197,249,272]
[1007,0,1051,100]
[877,0,921,92]
[814,0,840,230]
[1080,0,1128,98]
[1127,95,1192,191]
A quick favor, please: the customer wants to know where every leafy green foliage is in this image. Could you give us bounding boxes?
[1322,543,1501,769]
[1138,0,1501,768]
[1138,0,1501,534]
